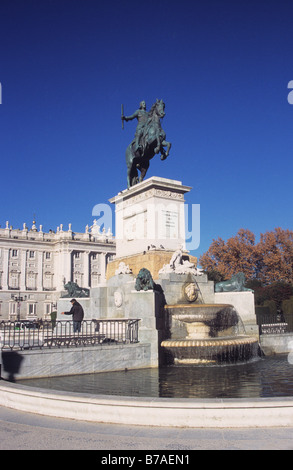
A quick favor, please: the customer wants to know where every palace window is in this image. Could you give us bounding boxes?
[44,303,52,315]
[9,271,20,289]
[74,272,83,285]
[27,272,37,290]
[27,303,36,316]
[9,301,17,316]
[91,272,100,288]
[43,273,53,290]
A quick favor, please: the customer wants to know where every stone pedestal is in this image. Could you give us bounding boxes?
[158,272,214,304]
[214,291,259,339]
[129,290,165,367]
[106,250,197,281]
[109,177,192,258]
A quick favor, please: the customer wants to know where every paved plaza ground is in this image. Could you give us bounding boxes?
[0,405,293,451]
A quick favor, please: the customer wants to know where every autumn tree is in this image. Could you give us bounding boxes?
[257,228,293,285]
[199,227,293,286]
[199,229,259,280]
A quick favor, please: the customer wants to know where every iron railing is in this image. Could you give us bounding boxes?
[260,323,288,335]
[0,319,140,351]
[255,311,292,334]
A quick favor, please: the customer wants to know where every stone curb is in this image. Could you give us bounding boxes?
[1,381,293,428]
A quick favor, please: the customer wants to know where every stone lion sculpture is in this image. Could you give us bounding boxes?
[215,272,253,293]
[62,281,90,298]
[135,268,155,291]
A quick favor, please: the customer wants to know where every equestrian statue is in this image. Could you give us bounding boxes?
[122,99,171,189]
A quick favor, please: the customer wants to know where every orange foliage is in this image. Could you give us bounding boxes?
[199,228,293,285]
[257,228,293,285]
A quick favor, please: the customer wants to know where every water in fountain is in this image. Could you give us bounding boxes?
[161,303,260,365]
[19,355,293,399]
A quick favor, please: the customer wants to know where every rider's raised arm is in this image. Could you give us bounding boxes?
[123,109,139,122]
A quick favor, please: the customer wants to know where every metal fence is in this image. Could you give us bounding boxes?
[0,319,140,351]
[255,311,293,334]
[260,323,288,335]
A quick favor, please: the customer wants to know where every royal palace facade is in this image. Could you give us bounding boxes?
[0,219,115,320]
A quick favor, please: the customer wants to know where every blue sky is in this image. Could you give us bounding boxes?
[0,0,293,264]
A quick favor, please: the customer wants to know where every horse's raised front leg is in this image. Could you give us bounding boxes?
[154,131,161,154]
[161,140,171,158]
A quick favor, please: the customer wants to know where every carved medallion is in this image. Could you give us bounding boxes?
[183,282,198,303]
[114,290,123,308]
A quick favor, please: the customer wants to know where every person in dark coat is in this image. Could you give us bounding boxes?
[61,299,84,333]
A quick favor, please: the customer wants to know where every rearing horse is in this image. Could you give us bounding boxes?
[125,99,171,189]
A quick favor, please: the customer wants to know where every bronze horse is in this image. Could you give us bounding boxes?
[125,99,171,189]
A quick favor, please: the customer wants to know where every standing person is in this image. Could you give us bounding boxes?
[61,299,84,333]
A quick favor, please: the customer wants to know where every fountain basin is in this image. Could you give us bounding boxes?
[162,303,260,365]
[165,303,242,339]
[161,336,259,364]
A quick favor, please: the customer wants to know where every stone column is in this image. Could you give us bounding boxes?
[56,247,72,291]
[83,251,90,288]
[37,251,43,291]
[2,248,9,290]
[100,253,107,283]
[20,249,27,290]
[64,250,72,287]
